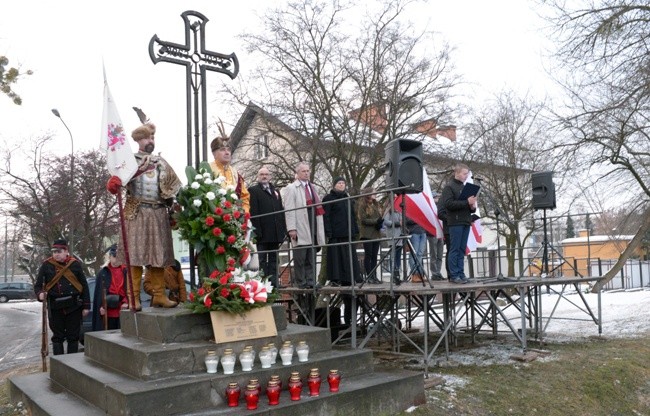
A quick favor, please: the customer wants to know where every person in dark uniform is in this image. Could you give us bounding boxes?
[35,239,90,355]
[249,166,287,288]
[92,244,127,331]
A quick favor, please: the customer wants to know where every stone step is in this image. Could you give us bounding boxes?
[47,348,376,415]
[83,323,331,380]
[8,372,104,416]
[119,304,288,343]
[183,369,425,416]
[11,364,423,416]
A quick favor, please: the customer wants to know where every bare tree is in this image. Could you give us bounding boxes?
[463,90,560,275]
[227,0,459,194]
[541,1,650,290]
[1,138,119,277]
[0,55,32,105]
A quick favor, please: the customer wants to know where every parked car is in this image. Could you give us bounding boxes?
[0,281,36,303]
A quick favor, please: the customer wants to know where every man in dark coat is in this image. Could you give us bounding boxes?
[249,166,287,288]
[440,163,477,284]
[35,239,90,355]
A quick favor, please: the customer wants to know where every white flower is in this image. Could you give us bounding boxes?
[214,176,225,184]
[190,181,200,189]
[203,172,211,179]
[226,184,236,191]
[263,280,274,292]
[218,188,227,196]
[195,174,203,180]
[204,178,213,185]
[193,199,202,207]
[231,194,239,200]
[206,192,216,201]
[231,268,245,283]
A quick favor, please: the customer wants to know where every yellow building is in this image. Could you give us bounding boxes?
[560,229,642,277]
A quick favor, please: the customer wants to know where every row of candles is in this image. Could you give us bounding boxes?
[225,368,342,409]
[204,340,310,374]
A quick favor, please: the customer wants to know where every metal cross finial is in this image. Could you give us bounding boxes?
[149,10,239,168]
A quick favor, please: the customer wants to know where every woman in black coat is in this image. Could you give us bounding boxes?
[323,177,361,325]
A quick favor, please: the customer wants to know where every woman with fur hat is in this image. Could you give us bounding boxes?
[322,177,361,325]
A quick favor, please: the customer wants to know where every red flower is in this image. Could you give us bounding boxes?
[209,270,219,280]
[224,201,232,209]
[227,235,236,244]
[244,212,251,220]
[241,223,248,231]
[204,296,212,308]
[233,211,241,219]
[223,213,232,222]
[189,292,195,302]
[227,258,236,266]
[205,216,214,226]
[229,283,238,290]
[219,274,229,285]
[220,288,230,297]
[197,287,205,296]
[214,207,223,215]
[216,246,226,254]
[212,227,222,237]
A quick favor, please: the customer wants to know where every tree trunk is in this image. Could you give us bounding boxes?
[591,207,650,293]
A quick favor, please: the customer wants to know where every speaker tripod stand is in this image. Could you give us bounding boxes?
[525,208,581,279]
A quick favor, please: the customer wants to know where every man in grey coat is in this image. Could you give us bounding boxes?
[282,162,326,288]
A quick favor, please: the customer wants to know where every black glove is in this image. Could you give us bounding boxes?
[374,219,384,230]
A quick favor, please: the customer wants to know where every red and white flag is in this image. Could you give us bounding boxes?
[465,171,483,253]
[394,167,444,238]
[101,69,137,184]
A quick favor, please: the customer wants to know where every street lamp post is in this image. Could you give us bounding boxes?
[51,109,75,253]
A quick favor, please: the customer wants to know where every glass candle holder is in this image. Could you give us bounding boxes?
[243,345,256,369]
[296,341,310,362]
[239,349,254,372]
[267,342,278,364]
[328,369,341,392]
[244,384,260,410]
[204,349,219,374]
[225,382,241,407]
[259,346,273,369]
[279,341,294,366]
[307,368,321,396]
[288,374,303,401]
[220,348,236,375]
[266,380,281,406]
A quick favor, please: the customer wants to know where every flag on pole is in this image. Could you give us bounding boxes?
[394,167,444,238]
[101,67,137,184]
[465,171,483,253]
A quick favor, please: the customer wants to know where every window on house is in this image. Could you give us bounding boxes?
[255,135,269,159]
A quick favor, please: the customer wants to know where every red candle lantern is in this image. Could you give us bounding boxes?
[288,374,303,401]
[244,384,260,410]
[307,368,322,397]
[266,380,281,405]
[225,382,241,407]
[327,369,341,392]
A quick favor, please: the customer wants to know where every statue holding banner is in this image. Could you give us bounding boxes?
[106,121,182,310]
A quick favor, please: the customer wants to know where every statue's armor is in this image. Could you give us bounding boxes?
[129,168,164,204]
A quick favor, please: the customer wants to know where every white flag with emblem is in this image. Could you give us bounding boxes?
[101,69,137,184]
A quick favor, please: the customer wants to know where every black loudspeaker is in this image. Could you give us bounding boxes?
[531,171,556,210]
[385,139,423,193]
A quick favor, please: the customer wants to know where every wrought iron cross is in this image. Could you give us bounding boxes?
[149,10,239,168]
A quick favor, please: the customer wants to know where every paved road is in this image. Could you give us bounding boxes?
[0,300,43,374]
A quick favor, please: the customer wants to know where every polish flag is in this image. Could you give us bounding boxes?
[101,68,137,184]
[394,167,444,238]
[465,171,483,253]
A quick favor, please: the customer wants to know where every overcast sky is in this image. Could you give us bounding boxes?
[0,0,553,177]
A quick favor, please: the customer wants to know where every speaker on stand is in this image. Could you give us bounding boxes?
[385,139,423,194]
[384,139,431,287]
